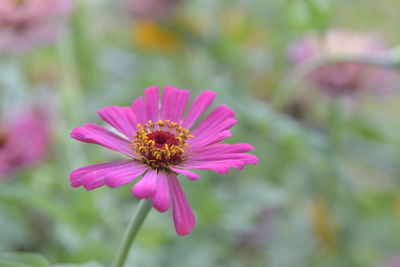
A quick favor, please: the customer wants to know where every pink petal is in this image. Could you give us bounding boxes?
[131,169,158,199]
[188,119,237,148]
[106,162,148,188]
[168,173,196,236]
[190,105,235,137]
[131,97,147,125]
[188,152,259,165]
[97,106,137,139]
[144,86,160,122]
[123,107,137,124]
[171,167,200,181]
[160,85,190,122]
[70,124,136,158]
[182,90,217,129]
[152,171,171,212]
[190,143,255,154]
[70,160,136,190]
[189,130,232,149]
[206,118,237,135]
[177,159,245,174]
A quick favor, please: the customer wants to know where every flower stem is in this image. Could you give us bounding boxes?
[112,199,152,267]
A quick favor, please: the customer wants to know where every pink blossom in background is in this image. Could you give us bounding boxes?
[288,30,397,96]
[380,254,400,267]
[0,109,50,178]
[70,86,258,236]
[124,0,182,21]
[0,0,74,53]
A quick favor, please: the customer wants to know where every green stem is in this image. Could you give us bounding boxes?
[112,199,152,267]
[325,99,341,198]
[57,28,83,126]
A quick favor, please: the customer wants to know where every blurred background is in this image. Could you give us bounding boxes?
[1,0,400,266]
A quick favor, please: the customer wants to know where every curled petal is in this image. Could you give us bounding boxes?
[106,162,148,188]
[152,171,171,212]
[70,124,136,158]
[70,160,143,190]
[171,167,200,181]
[131,168,158,199]
[97,106,137,139]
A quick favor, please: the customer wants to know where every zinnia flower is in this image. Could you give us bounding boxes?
[70,86,258,236]
[288,30,397,96]
[0,0,73,53]
[0,109,50,178]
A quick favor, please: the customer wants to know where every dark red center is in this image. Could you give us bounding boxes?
[147,131,179,148]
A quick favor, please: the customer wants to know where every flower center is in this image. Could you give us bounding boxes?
[147,131,179,147]
[131,120,193,169]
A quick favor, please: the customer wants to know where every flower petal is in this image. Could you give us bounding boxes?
[188,152,259,165]
[131,97,147,125]
[190,105,235,137]
[106,162,148,188]
[182,90,216,129]
[188,118,237,149]
[152,171,171,212]
[171,167,200,181]
[144,86,160,122]
[70,124,136,158]
[160,85,190,122]
[70,160,137,190]
[131,169,158,199]
[190,143,255,154]
[97,106,137,139]
[168,173,196,236]
[189,130,232,149]
[177,159,245,174]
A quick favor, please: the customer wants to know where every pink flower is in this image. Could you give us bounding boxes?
[288,30,397,96]
[70,86,258,236]
[124,0,182,21]
[0,109,50,178]
[0,0,74,53]
[380,254,400,267]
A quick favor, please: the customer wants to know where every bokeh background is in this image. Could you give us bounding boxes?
[1,0,400,266]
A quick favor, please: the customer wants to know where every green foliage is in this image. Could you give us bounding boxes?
[53,262,104,267]
[1,0,400,266]
[0,252,50,267]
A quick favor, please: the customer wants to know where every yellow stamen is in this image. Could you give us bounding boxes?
[131,120,193,169]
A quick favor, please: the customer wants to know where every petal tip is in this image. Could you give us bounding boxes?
[152,203,170,213]
[175,219,196,236]
[203,90,218,97]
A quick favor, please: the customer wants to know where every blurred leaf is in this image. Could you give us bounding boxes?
[53,262,104,267]
[289,0,332,32]
[0,252,50,267]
